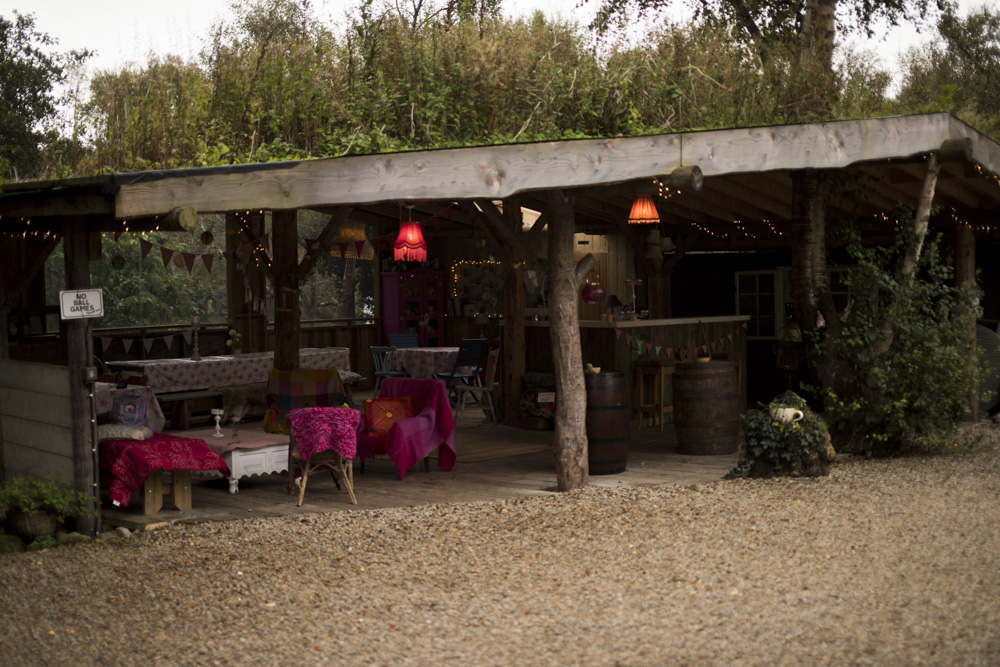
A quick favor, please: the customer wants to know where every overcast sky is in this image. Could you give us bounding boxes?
[2,0,997,88]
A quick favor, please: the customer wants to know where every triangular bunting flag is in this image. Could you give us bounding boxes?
[711,341,717,351]
[692,347,699,359]
[372,238,380,253]
[101,337,112,353]
[182,252,197,273]
[646,342,653,354]
[123,338,135,355]
[160,246,174,268]
[666,347,673,358]
[142,337,153,353]
[164,334,175,351]
[655,346,662,356]
[223,249,234,259]
[182,330,192,345]
[202,254,214,273]
[355,240,365,257]
[140,239,152,259]
[626,334,633,346]
[339,242,348,258]
[615,329,622,339]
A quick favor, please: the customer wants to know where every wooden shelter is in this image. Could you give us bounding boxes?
[2,113,999,530]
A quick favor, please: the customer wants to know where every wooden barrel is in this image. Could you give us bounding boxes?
[672,360,740,455]
[585,371,630,474]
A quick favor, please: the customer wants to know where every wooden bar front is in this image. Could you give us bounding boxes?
[524,316,750,407]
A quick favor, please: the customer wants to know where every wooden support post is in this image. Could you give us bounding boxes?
[271,209,301,370]
[501,199,526,426]
[547,190,589,491]
[955,221,978,422]
[64,217,99,535]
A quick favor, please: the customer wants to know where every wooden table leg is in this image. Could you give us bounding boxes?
[171,470,192,511]
[143,469,164,516]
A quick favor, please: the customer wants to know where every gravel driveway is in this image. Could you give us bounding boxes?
[2,425,998,666]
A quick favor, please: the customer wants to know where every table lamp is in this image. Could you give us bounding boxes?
[603,294,622,321]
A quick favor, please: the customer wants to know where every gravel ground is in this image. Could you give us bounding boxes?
[2,425,999,666]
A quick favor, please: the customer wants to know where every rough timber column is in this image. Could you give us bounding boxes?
[955,220,978,422]
[501,198,525,426]
[271,210,301,370]
[64,217,98,536]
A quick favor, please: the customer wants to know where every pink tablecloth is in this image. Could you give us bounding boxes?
[108,347,350,394]
[289,407,361,460]
[392,347,459,379]
[93,383,166,433]
[99,433,230,507]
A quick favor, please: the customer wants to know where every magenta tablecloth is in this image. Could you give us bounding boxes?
[99,433,230,507]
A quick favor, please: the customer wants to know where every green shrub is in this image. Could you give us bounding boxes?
[812,221,981,456]
[0,476,93,523]
[730,392,833,478]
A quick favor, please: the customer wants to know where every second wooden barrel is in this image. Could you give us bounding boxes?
[672,360,740,455]
[585,370,630,474]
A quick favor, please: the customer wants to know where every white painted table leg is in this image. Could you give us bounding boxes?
[228,478,240,494]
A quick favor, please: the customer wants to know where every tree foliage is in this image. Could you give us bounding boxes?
[808,217,981,456]
[895,4,1000,138]
[0,11,89,181]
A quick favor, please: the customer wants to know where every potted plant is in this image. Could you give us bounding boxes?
[226,328,243,356]
[0,476,92,540]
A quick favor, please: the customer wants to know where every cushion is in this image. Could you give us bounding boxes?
[364,396,414,436]
[97,424,154,443]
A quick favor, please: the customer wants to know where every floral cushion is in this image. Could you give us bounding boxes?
[97,424,154,443]
[363,396,414,436]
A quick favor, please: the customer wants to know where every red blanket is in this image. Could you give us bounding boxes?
[100,433,230,507]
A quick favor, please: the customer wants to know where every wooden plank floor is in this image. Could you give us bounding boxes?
[102,404,740,531]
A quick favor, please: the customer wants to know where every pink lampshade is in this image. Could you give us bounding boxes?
[393,221,427,261]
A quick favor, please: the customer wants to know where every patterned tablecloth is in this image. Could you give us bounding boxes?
[94,383,166,433]
[107,348,351,394]
[99,433,230,507]
[392,347,459,379]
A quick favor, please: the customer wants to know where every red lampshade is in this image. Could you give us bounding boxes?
[628,193,659,225]
[393,221,427,261]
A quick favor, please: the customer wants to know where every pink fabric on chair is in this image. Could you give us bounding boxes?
[289,407,361,460]
[356,377,456,479]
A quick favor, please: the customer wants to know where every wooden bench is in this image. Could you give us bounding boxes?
[141,470,192,515]
[158,390,223,430]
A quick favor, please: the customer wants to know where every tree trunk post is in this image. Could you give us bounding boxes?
[546,190,588,491]
[271,210,301,370]
[226,211,267,352]
[64,217,99,536]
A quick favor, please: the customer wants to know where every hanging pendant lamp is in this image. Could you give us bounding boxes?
[628,193,659,225]
[394,207,427,262]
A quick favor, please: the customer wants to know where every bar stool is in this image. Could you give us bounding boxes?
[634,358,677,431]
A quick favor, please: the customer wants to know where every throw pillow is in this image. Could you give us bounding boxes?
[364,396,414,436]
[97,424,154,443]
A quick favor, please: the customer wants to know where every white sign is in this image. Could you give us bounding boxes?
[59,289,104,320]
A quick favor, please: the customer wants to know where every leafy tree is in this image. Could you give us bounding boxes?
[0,11,90,180]
[895,4,1000,138]
[810,217,981,455]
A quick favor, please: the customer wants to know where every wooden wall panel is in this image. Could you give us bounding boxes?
[0,360,73,482]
